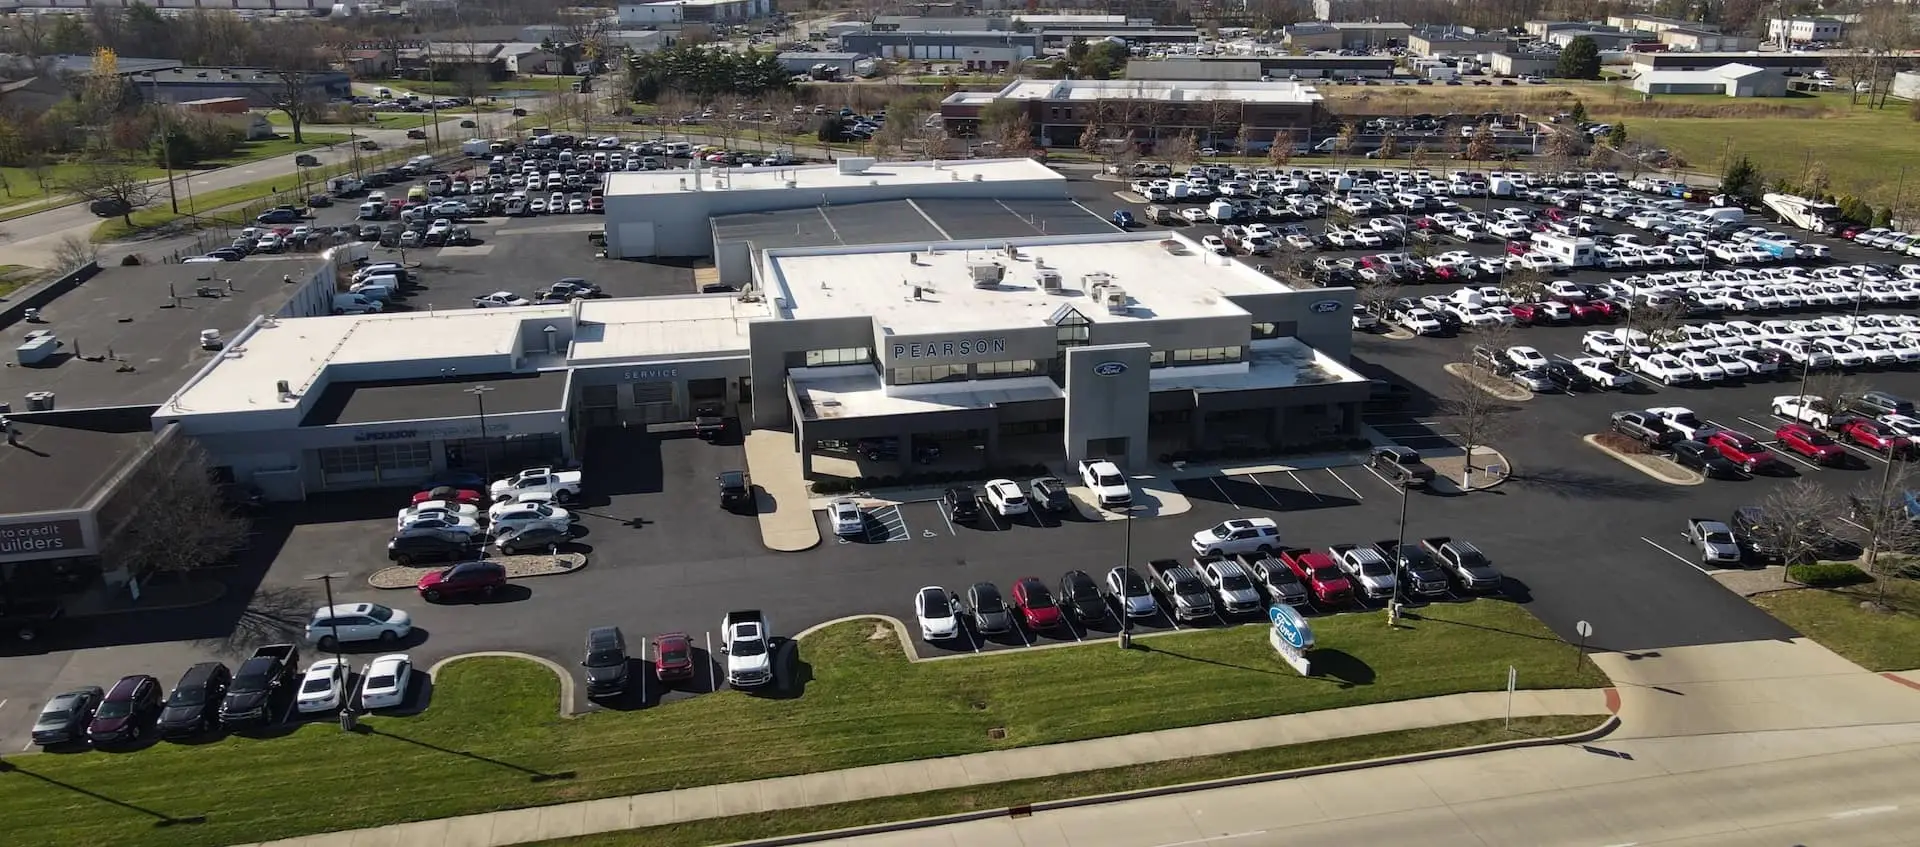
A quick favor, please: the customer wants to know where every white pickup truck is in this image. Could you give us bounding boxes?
[488,467,583,503]
[1077,459,1132,509]
[720,610,773,689]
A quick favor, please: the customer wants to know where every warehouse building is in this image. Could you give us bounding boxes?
[1407,28,1511,58]
[941,78,1327,151]
[1125,55,1396,80]
[1658,27,1759,52]
[1631,62,1789,97]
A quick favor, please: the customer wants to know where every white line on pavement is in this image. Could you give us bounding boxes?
[1287,471,1323,501]
[1245,474,1286,510]
[1153,829,1271,847]
[705,631,718,692]
[938,504,957,535]
[1829,805,1899,820]
[1210,476,1240,510]
[1326,468,1365,500]
[1640,536,1712,575]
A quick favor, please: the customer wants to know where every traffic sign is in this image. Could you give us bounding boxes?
[1575,620,1593,638]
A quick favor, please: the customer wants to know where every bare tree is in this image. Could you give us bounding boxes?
[62,160,154,227]
[1161,132,1199,169]
[1376,133,1399,161]
[1333,122,1356,169]
[917,116,951,159]
[1357,280,1401,319]
[1442,337,1516,488]
[104,439,251,580]
[1845,461,1920,589]
[50,234,99,272]
[1800,370,1872,413]
[1500,268,1551,303]
[1465,124,1498,170]
[1078,119,1103,162]
[1759,478,1842,569]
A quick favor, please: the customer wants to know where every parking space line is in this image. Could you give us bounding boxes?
[1639,536,1713,575]
[1210,476,1240,510]
[639,636,648,705]
[1014,623,1032,647]
[1244,474,1287,510]
[1326,469,1365,500]
[1287,471,1324,501]
[960,623,981,653]
[937,504,957,535]
[980,506,1005,532]
[705,631,718,692]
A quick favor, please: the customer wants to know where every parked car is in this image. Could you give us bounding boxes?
[416,560,507,602]
[1774,423,1846,465]
[652,631,696,682]
[157,662,230,737]
[358,654,413,710]
[305,603,413,649]
[581,626,631,698]
[966,582,1013,634]
[1706,430,1780,474]
[984,478,1030,517]
[1027,477,1072,514]
[718,470,753,512]
[31,687,103,747]
[1671,439,1744,478]
[944,486,982,523]
[88,675,162,744]
[1105,565,1158,618]
[1058,570,1108,621]
[913,586,961,641]
[1011,577,1064,630]
[1369,445,1436,487]
[1190,517,1282,556]
[295,658,351,715]
[829,499,864,536]
[494,524,572,554]
[388,527,483,564]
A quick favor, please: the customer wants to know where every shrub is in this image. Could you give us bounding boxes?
[1789,561,1871,588]
[1591,432,1648,455]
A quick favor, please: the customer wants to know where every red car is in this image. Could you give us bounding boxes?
[1706,430,1779,473]
[1838,417,1914,456]
[416,560,507,601]
[1774,423,1846,465]
[412,486,484,505]
[1011,577,1064,630]
[650,632,695,681]
[1505,239,1530,256]
[1279,548,1352,606]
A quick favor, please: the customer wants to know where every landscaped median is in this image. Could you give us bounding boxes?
[0,600,1606,847]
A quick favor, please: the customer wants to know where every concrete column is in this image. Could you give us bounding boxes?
[897,426,916,475]
[1188,411,1206,452]
[985,424,1000,468]
[1267,406,1287,446]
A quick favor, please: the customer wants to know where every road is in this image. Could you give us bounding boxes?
[810,641,1920,847]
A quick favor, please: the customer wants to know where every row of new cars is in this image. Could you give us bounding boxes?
[31,641,418,749]
[910,522,1503,642]
[1610,394,1920,480]
[387,468,582,572]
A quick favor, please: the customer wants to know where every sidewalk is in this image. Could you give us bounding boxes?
[745,429,821,552]
[242,687,1611,847]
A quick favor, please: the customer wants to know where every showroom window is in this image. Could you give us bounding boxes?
[1150,350,1169,368]
[375,441,432,470]
[319,445,379,476]
[804,347,871,367]
[1170,346,1243,365]
[891,364,969,385]
[1251,323,1280,339]
[975,359,1038,379]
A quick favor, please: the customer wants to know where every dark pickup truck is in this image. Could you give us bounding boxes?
[1420,536,1503,593]
[1610,410,1681,448]
[693,403,727,441]
[0,598,64,642]
[219,644,299,728]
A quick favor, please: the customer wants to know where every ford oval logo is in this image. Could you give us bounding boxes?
[1093,361,1128,376]
[1268,604,1314,651]
[1310,299,1343,314]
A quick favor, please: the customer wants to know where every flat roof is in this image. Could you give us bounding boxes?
[570,295,771,364]
[1,262,326,413]
[715,197,1113,251]
[604,158,1063,198]
[0,409,155,514]
[165,305,571,417]
[795,371,1062,421]
[763,232,1291,336]
[1153,339,1366,393]
[300,371,569,427]
[991,78,1324,105]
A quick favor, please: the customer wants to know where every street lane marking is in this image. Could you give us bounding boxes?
[1209,476,1240,509]
[979,505,1006,532]
[937,503,958,535]
[1326,468,1365,500]
[1244,474,1286,510]
[1640,536,1714,575]
[1829,805,1898,820]
[1153,830,1270,847]
[1287,471,1323,501]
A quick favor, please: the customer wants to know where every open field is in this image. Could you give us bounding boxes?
[0,134,347,225]
[1752,575,1920,671]
[521,715,1607,847]
[0,602,1602,847]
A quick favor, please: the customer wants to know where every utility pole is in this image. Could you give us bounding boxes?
[303,571,354,731]
[146,73,180,214]
[468,384,495,481]
[1119,504,1137,649]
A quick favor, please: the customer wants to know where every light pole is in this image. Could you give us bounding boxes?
[143,73,180,214]
[303,571,353,731]
[468,384,495,480]
[1390,480,1410,627]
[1119,503,1139,649]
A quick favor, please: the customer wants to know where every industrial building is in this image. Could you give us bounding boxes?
[1407,28,1511,58]
[1545,26,1643,52]
[616,0,772,25]
[1283,22,1414,52]
[1658,27,1760,52]
[1631,62,1789,97]
[839,27,1043,63]
[1767,16,1846,44]
[1124,55,1396,80]
[940,78,1327,152]
[1608,14,1718,35]
[1627,51,1827,74]
[1491,51,1561,78]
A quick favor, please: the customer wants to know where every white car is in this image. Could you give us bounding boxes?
[1633,353,1693,385]
[1649,406,1719,441]
[1180,207,1209,224]
[488,501,572,534]
[1676,350,1727,382]
[1581,331,1628,357]
[395,500,479,531]
[1201,235,1229,255]
[1706,348,1752,378]
[305,603,413,649]
[296,658,350,714]
[359,654,413,711]
[913,586,961,641]
[1397,308,1443,335]
[473,291,532,308]
[983,478,1030,516]
[829,499,864,536]
[1568,356,1634,389]
[1504,346,1549,371]
[1772,395,1834,428]
[1879,414,1920,438]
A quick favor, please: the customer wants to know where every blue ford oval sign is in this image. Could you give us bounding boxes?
[1093,361,1128,376]
[1310,299,1343,314]
[1268,604,1314,651]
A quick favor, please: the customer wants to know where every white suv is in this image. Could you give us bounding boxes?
[1190,517,1282,556]
[983,479,1029,516]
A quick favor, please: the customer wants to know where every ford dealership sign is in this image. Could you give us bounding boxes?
[1093,361,1128,376]
[1310,299,1343,314]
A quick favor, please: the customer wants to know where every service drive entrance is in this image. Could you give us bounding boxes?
[632,381,680,424]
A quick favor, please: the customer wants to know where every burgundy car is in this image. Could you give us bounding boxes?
[88,674,162,745]
[1775,423,1846,465]
[1559,299,1606,322]
[1706,430,1779,473]
[416,560,507,602]
[411,486,484,506]
[1011,577,1064,630]
[651,632,695,681]
[1839,417,1914,456]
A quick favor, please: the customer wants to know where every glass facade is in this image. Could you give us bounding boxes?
[891,363,969,385]
[1171,346,1243,365]
[975,359,1039,378]
[805,347,871,367]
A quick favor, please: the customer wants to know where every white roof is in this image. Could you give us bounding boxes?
[165,306,568,416]
[796,371,1063,420]
[569,295,771,364]
[988,78,1324,105]
[1635,63,1771,85]
[762,233,1293,336]
[603,158,1061,198]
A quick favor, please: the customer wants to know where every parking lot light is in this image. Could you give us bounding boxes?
[303,571,352,731]
[468,384,495,480]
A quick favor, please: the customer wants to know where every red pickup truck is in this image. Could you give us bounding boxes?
[1279,548,1353,607]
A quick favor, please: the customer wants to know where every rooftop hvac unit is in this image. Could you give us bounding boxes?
[199,329,224,350]
[837,156,877,174]
[1101,285,1130,314]
[971,174,983,182]
[24,391,55,411]
[1083,271,1114,289]
[967,261,1005,288]
[1036,268,1063,292]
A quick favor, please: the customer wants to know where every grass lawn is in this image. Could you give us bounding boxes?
[522,715,1604,847]
[1620,103,1917,208]
[0,134,347,225]
[0,601,1602,847]
[1751,574,1920,672]
[0,264,48,297]
[91,144,432,241]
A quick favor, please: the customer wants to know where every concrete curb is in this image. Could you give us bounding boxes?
[364,553,590,589]
[1441,362,1533,403]
[426,651,578,718]
[1581,434,1702,485]
[713,715,1623,847]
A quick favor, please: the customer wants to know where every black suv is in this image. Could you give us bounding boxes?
[1542,361,1594,392]
[717,470,753,512]
[1851,390,1915,418]
[581,626,630,698]
[387,527,482,565]
[1058,570,1108,621]
[944,486,982,523]
[158,662,231,738]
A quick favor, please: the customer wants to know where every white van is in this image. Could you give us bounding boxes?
[350,275,400,301]
[357,201,386,220]
[332,293,383,314]
[664,141,693,157]
[1206,199,1236,222]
